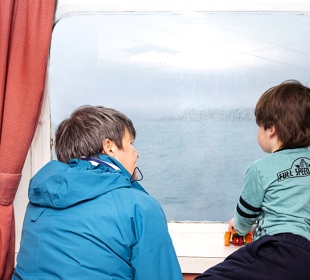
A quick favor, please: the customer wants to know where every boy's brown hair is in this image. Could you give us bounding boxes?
[255,80,310,149]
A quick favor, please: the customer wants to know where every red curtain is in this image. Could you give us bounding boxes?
[0,1,54,279]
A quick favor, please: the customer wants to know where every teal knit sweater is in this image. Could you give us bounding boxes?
[234,148,310,241]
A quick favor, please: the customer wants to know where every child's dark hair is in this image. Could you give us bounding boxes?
[255,80,310,149]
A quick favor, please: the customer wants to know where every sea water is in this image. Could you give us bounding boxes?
[51,116,265,222]
[133,117,265,222]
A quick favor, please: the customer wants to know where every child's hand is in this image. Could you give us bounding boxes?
[228,218,235,232]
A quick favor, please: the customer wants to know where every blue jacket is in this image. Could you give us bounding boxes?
[13,155,182,280]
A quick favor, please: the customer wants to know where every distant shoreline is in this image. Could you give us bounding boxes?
[163,108,255,122]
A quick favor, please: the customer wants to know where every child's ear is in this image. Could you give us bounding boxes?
[269,125,276,138]
[102,139,115,157]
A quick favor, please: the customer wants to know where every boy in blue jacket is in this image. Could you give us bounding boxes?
[13,105,182,280]
[196,80,310,280]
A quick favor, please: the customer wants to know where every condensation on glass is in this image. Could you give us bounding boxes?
[49,12,310,221]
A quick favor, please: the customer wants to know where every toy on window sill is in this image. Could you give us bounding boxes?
[224,228,252,246]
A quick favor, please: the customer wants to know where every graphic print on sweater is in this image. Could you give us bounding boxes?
[277,157,310,181]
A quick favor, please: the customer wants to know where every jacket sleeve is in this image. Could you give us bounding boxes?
[234,164,264,236]
[130,198,183,280]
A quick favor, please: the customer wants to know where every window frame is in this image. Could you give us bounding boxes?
[15,0,310,274]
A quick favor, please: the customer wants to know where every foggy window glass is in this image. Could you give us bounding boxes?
[49,12,310,221]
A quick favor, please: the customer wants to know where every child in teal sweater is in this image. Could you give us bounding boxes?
[196,80,310,280]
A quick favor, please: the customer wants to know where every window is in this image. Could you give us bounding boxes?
[49,11,310,221]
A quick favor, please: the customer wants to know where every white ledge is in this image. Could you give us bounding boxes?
[168,221,240,273]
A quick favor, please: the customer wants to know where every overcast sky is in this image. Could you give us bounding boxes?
[48,12,310,124]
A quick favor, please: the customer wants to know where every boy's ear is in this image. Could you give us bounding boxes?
[269,125,276,138]
[102,139,115,156]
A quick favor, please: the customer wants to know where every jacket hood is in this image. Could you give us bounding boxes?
[28,155,145,209]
